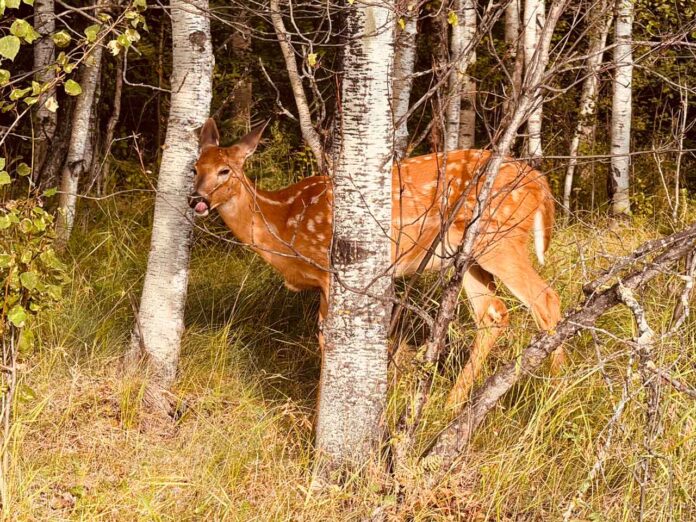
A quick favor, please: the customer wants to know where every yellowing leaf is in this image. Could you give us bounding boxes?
[45,95,58,112]
[448,11,458,26]
[52,30,71,48]
[10,19,40,44]
[0,69,9,85]
[84,24,101,43]
[307,53,317,67]
[0,171,11,186]
[64,79,82,96]
[8,304,27,327]
[17,162,31,177]
[0,35,21,61]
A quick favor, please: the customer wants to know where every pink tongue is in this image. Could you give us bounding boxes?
[195,201,208,214]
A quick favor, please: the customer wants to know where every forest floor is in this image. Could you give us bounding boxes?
[5,195,696,521]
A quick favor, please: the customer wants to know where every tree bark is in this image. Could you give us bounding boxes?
[55,43,103,245]
[315,1,395,469]
[392,1,418,159]
[562,1,612,212]
[523,0,545,167]
[457,0,477,148]
[33,0,57,183]
[126,0,213,409]
[231,7,252,128]
[609,0,633,215]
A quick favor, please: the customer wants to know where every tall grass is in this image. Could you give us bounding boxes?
[5,191,695,520]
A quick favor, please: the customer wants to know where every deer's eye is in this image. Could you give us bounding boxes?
[218,168,231,177]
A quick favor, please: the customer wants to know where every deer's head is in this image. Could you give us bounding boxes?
[189,118,268,217]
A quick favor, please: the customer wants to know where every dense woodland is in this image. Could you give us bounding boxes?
[1,0,695,519]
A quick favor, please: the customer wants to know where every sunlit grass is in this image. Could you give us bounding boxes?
[5,195,695,520]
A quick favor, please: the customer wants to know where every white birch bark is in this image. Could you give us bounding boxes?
[55,45,103,244]
[562,2,612,211]
[33,0,57,180]
[458,1,477,148]
[610,0,633,215]
[523,0,545,166]
[315,2,395,467]
[392,2,418,158]
[127,0,213,394]
[445,0,476,151]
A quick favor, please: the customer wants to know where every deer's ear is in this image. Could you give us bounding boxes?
[234,119,270,160]
[199,118,220,150]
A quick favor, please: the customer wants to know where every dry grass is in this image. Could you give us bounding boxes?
[4,196,695,521]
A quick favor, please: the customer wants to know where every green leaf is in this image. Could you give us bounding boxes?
[0,69,9,85]
[0,214,11,229]
[24,95,39,106]
[23,0,35,5]
[134,0,147,8]
[20,271,39,290]
[43,187,58,197]
[52,30,71,48]
[18,329,34,353]
[0,171,11,186]
[10,19,40,44]
[16,162,31,177]
[84,24,101,43]
[10,86,31,100]
[0,254,12,268]
[64,79,82,96]
[6,0,21,8]
[8,304,27,327]
[0,35,21,61]
[0,158,4,170]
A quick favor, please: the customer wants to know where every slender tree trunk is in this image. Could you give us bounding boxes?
[92,54,124,195]
[563,1,612,212]
[429,4,449,152]
[445,0,476,151]
[505,0,520,45]
[126,0,213,410]
[523,0,545,166]
[315,1,395,469]
[270,0,325,170]
[33,0,57,184]
[392,1,418,159]
[55,43,103,244]
[458,0,477,148]
[231,8,252,128]
[609,0,633,215]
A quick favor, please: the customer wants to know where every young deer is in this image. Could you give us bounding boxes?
[189,119,563,409]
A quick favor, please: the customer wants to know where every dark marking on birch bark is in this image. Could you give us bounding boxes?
[189,31,207,52]
[332,238,370,265]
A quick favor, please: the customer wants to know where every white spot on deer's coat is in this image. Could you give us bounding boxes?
[307,219,316,232]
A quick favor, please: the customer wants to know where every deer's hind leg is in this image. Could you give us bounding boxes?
[446,263,509,411]
[476,238,565,372]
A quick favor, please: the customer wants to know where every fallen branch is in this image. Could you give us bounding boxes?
[421,221,696,483]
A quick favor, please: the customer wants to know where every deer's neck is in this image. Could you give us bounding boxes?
[216,176,290,256]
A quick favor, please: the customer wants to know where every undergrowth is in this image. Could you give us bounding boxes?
[4,194,695,521]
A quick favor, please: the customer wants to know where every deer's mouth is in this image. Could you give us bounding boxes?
[193,200,210,217]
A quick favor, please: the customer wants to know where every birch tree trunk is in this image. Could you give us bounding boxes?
[445,0,477,151]
[126,0,213,409]
[562,2,612,211]
[55,44,103,245]
[458,0,477,148]
[523,0,545,166]
[392,2,418,159]
[315,2,395,469]
[609,0,633,215]
[33,0,57,182]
